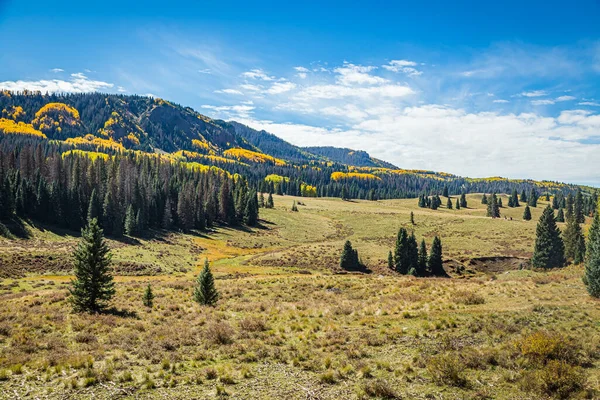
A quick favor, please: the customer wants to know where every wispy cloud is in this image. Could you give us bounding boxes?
[0,72,114,93]
[555,95,576,102]
[493,99,509,103]
[579,101,600,106]
[335,63,387,85]
[531,99,555,105]
[382,60,422,76]
[266,82,296,94]
[521,90,548,97]
[50,68,64,73]
[215,88,244,95]
[241,68,275,81]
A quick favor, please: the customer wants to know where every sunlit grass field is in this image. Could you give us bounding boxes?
[0,194,598,399]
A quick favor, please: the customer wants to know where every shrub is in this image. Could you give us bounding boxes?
[239,317,268,333]
[455,290,485,305]
[521,360,586,399]
[319,370,337,384]
[205,322,235,345]
[427,354,468,387]
[361,379,399,399]
[517,331,577,365]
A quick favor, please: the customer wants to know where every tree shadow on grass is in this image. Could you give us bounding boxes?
[102,307,139,319]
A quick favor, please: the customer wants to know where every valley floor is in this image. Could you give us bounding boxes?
[0,194,598,399]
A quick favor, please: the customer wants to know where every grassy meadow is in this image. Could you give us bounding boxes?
[0,194,598,399]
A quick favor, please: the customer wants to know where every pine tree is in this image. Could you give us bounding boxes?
[428,236,446,277]
[528,189,538,207]
[510,189,520,207]
[87,188,100,223]
[219,179,236,224]
[266,192,274,209]
[455,198,460,210]
[481,193,488,204]
[410,211,415,225]
[460,193,467,208]
[583,209,600,297]
[142,284,154,308]
[523,205,532,220]
[556,208,565,223]
[565,193,574,221]
[487,193,500,218]
[193,259,219,306]
[244,192,259,225]
[442,186,449,197]
[531,206,566,269]
[446,197,453,209]
[564,213,586,264]
[574,190,585,223]
[407,232,418,274]
[340,240,360,270]
[124,204,136,236]
[68,218,115,313]
[552,195,559,210]
[387,250,394,270]
[417,239,428,277]
[394,228,410,274]
[291,200,298,212]
[341,186,348,201]
[258,192,265,208]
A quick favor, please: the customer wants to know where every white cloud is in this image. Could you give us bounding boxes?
[265,82,296,94]
[50,68,64,73]
[198,69,212,74]
[382,60,422,76]
[493,99,509,103]
[555,95,576,102]
[201,103,255,118]
[241,68,275,81]
[521,90,548,97]
[0,72,114,93]
[294,66,309,72]
[117,86,127,93]
[531,99,555,105]
[296,84,414,100]
[334,63,387,85]
[237,105,600,184]
[579,101,600,106]
[240,84,262,92]
[215,88,244,95]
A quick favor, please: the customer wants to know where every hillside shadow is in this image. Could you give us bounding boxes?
[0,218,33,239]
[102,307,139,319]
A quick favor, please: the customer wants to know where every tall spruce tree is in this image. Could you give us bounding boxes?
[523,205,532,221]
[87,188,100,223]
[387,250,394,270]
[340,240,360,270]
[487,193,500,218]
[574,190,585,223]
[531,206,566,269]
[394,228,410,274]
[520,189,527,203]
[481,193,488,205]
[446,197,453,209]
[583,208,600,297]
[455,198,460,210]
[428,236,446,277]
[528,189,538,207]
[124,205,136,236]
[460,193,467,208]
[68,218,115,313]
[417,239,428,277]
[266,192,274,209]
[564,213,586,264]
[556,208,565,223]
[194,259,219,306]
[407,233,419,275]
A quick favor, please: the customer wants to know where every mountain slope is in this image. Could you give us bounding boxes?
[304,146,398,169]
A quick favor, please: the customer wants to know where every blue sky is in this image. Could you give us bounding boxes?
[1,0,599,185]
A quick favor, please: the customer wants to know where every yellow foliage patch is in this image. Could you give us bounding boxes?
[65,134,125,152]
[265,174,289,184]
[174,150,246,165]
[34,102,80,120]
[224,148,286,166]
[0,118,46,138]
[62,150,110,161]
[1,106,25,121]
[191,139,211,151]
[331,171,381,181]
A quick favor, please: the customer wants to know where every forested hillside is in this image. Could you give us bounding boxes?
[0,90,596,223]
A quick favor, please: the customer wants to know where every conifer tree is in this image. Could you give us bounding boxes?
[417,239,428,277]
[442,186,449,197]
[556,208,565,223]
[68,218,115,313]
[583,208,600,298]
[532,206,566,269]
[481,193,488,204]
[455,198,460,210]
[387,250,394,270]
[394,228,410,274]
[564,213,585,264]
[266,192,274,209]
[410,211,415,225]
[574,190,585,223]
[162,198,173,229]
[428,236,446,277]
[219,179,236,225]
[523,205,532,221]
[446,197,453,209]
[341,185,349,201]
[87,188,100,223]
[552,195,559,210]
[194,259,219,306]
[124,204,136,236]
[340,240,360,270]
[528,189,538,207]
[510,189,520,207]
[258,192,265,208]
[460,193,467,208]
[407,232,418,274]
[142,284,154,308]
[291,200,298,212]
[565,193,574,221]
[487,193,500,218]
[244,192,259,225]
[520,189,527,203]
